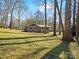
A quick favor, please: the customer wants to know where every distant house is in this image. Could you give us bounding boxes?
[24,24,51,32]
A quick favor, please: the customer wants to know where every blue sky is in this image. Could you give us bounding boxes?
[24,0,53,19]
[25,0,65,11]
[23,0,66,21]
[25,0,39,14]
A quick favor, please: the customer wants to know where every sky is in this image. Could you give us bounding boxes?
[25,0,65,12]
[26,0,38,13]
[22,0,66,21]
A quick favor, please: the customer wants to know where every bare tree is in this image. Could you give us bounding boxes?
[0,0,9,28]
[50,0,64,35]
[71,0,76,36]
[0,0,27,29]
[53,0,57,36]
[62,0,73,41]
[76,0,79,39]
[15,0,27,29]
[8,0,18,30]
[35,10,44,25]
[59,0,63,35]
[73,0,76,26]
[55,0,64,35]
[44,0,47,33]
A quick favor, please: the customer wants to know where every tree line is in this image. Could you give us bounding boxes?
[0,0,79,41]
[0,0,27,29]
[44,0,79,41]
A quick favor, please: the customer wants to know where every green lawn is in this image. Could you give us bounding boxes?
[0,28,79,59]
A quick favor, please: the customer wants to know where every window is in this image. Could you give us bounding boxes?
[30,27,32,29]
[35,27,37,29]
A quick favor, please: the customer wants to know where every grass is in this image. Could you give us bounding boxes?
[0,28,79,59]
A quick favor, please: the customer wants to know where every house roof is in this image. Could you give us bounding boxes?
[29,24,50,27]
[37,25,50,27]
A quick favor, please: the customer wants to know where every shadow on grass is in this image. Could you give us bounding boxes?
[28,47,48,56]
[20,47,49,59]
[0,35,59,40]
[0,31,41,34]
[0,38,57,46]
[0,31,21,34]
[41,42,75,59]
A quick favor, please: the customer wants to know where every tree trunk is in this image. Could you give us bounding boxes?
[44,0,47,34]
[53,0,57,36]
[71,0,76,36]
[18,19,20,30]
[4,12,8,28]
[62,0,73,42]
[1,15,4,28]
[55,0,64,35]
[59,0,63,35]
[9,12,13,30]
[17,9,20,30]
[76,0,79,38]
[73,0,76,26]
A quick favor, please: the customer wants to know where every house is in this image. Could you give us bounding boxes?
[24,24,51,32]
